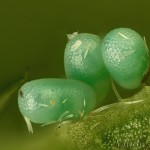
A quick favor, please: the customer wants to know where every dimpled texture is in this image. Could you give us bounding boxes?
[101,28,149,89]
[64,33,110,103]
[18,79,96,124]
[62,86,150,150]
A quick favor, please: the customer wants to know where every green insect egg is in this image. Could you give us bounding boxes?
[101,28,149,89]
[18,78,96,124]
[64,33,110,105]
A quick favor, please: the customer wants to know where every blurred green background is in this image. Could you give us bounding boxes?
[0,0,150,149]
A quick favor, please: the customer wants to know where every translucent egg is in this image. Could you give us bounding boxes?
[101,28,149,89]
[64,33,110,105]
[18,78,96,124]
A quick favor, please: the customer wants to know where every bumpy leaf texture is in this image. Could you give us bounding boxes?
[58,86,150,150]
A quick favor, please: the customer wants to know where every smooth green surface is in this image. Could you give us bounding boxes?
[101,28,149,89]
[58,86,150,150]
[64,33,110,105]
[18,79,96,124]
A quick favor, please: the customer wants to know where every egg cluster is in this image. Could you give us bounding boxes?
[18,28,149,130]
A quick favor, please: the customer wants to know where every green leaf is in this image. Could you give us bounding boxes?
[58,86,150,150]
[0,73,28,114]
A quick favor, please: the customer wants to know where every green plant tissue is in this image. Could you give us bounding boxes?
[57,86,150,150]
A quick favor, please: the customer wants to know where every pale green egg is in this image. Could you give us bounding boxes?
[101,28,149,89]
[18,78,96,124]
[64,33,110,105]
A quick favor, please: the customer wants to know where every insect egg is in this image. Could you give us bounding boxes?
[101,28,149,89]
[18,78,97,124]
[64,33,110,105]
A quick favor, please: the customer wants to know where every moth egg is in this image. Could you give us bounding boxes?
[64,33,110,105]
[101,28,149,89]
[18,78,96,124]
